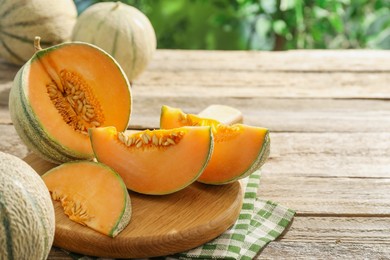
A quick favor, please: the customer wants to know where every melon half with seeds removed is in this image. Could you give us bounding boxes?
[160,105,270,184]
[9,37,132,163]
[89,126,213,195]
[42,161,131,237]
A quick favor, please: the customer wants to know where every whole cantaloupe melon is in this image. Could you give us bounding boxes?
[0,151,55,259]
[72,2,157,82]
[0,0,77,65]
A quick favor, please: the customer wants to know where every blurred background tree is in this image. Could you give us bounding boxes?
[74,0,390,50]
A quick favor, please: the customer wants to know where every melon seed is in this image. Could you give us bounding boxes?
[125,137,133,146]
[91,121,100,127]
[141,134,149,144]
[118,132,126,143]
[152,135,158,145]
[167,138,175,145]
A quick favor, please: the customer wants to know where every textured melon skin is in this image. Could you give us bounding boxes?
[0,151,55,260]
[0,0,77,65]
[9,41,131,164]
[72,2,157,81]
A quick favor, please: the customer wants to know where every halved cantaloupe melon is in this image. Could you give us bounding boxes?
[89,126,213,195]
[42,161,131,237]
[9,37,131,163]
[160,105,270,184]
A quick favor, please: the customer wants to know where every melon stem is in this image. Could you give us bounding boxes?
[113,2,120,10]
[34,36,42,52]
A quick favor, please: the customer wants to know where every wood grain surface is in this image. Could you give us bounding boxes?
[1,49,390,259]
[24,153,243,258]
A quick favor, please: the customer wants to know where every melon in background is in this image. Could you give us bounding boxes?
[0,0,77,65]
[72,2,157,82]
[0,151,55,259]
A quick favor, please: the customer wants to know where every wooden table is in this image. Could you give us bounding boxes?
[1,49,389,259]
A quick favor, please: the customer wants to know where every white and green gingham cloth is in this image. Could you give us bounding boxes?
[170,170,295,260]
[68,170,295,260]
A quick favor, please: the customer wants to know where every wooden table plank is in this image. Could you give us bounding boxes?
[280,216,390,241]
[150,50,390,72]
[261,241,390,259]
[136,71,390,99]
[259,175,390,215]
[0,124,29,158]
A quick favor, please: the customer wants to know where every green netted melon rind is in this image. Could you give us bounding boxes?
[72,2,156,81]
[0,151,55,259]
[0,0,77,65]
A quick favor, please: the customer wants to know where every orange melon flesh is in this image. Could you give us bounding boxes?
[89,126,213,195]
[199,125,268,183]
[160,105,270,184]
[42,161,131,237]
[28,43,131,157]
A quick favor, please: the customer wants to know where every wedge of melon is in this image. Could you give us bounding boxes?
[42,161,131,237]
[160,105,270,184]
[89,126,213,195]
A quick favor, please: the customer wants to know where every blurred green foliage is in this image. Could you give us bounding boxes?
[74,0,390,50]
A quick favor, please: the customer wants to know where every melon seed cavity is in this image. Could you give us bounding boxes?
[118,130,185,148]
[179,112,242,142]
[46,70,104,135]
[214,124,242,142]
[51,190,92,224]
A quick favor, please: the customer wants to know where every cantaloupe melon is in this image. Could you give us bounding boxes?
[42,161,131,237]
[0,0,77,65]
[72,2,156,81]
[160,105,270,184]
[9,37,132,163]
[0,151,55,259]
[89,126,213,195]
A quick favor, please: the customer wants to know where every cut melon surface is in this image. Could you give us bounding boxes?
[89,126,213,195]
[160,105,270,184]
[42,161,131,237]
[9,40,132,163]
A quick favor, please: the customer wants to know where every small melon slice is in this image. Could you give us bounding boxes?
[42,161,131,237]
[160,105,270,184]
[89,126,213,195]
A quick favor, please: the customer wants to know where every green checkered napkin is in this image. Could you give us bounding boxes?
[67,170,295,260]
[168,170,295,260]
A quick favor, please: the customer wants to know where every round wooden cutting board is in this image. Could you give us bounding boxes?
[25,153,244,258]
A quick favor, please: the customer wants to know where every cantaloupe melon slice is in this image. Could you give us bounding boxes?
[89,126,213,195]
[160,105,270,184]
[42,161,131,237]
